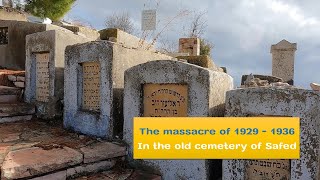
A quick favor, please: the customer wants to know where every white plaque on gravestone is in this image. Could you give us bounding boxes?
[141,9,156,31]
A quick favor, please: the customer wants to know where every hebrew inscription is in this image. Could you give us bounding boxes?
[82,62,100,111]
[245,159,290,180]
[0,27,8,44]
[36,53,50,102]
[143,84,188,117]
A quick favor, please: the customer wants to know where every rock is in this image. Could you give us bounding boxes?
[271,82,291,87]
[80,142,127,163]
[1,146,83,179]
[2,133,21,142]
[66,160,116,178]
[7,75,17,82]
[17,76,25,82]
[30,171,67,180]
[127,170,162,180]
[310,83,320,91]
[14,81,25,88]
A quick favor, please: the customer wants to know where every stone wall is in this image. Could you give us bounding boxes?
[0,7,27,21]
[0,20,72,70]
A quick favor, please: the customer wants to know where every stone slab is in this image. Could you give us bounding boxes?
[80,142,127,164]
[310,83,320,91]
[30,171,67,180]
[1,146,83,179]
[0,103,35,117]
[0,115,33,123]
[0,94,19,103]
[0,85,21,95]
[17,76,25,82]
[14,81,25,88]
[7,75,17,82]
[128,170,161,180]
[66,159,116,178]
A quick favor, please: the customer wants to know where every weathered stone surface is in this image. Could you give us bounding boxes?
[179,38,200,56]
[2,133,20,142]
[64,41,172,139]
[1,146,83,179]
[124,60,233,179]
[310,83,320,91]
[14,81,24,88]
[127,170,161,180]
[0,95,19,103]
[223,88,320,180]
[80,142,126,163]
[0,115,33,123]
[99,28,154,50]
[66,160,116,178]
[17,76,25,82]
[0,86,21,95]
[241,74,283,85]
[0,103,35,117]
[176,55,223,72]
[7,75,17,82]
[270,39,297,85]
[30,171,67,180]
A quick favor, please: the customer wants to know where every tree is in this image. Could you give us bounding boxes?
[24,0,76,21]
[105,12,135,34]
[183,10,214,56]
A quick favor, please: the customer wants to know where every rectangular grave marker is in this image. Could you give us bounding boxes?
[36,53,50,102]
[143,83,188,117]
[245,159,290,180]
[82,62,100,111]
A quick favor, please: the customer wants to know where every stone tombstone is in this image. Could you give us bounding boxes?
[179,38,200,56]
[223,87,320,180]
[64,41,172,139]
[143,83,188,117]
[270,39,297,85]
[25,30,90,119]
[123,60,233,180]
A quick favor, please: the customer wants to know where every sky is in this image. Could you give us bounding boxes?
[65,0,320,89]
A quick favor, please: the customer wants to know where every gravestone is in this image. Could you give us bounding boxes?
[123,60,233,179]
[64,41,172,139]
[25,30,90,119]
[223,87,320,180]
[270,39,297,85]
[179,38,200,56]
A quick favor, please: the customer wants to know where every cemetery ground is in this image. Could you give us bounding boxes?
[0,118,160,179]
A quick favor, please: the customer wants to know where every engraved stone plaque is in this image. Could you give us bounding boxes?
[143,84,188,117]
[36,53,50,102]
[82,62,100,111]
[245,159,290,180]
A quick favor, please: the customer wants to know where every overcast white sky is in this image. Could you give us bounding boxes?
[65,0,320,88]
